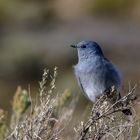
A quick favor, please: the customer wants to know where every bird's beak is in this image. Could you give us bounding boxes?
[70,45,77,48]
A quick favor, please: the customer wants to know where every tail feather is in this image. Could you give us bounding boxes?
[105,88,133,116]
[122,109,132,116]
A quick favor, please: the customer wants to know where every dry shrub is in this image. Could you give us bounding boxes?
[1,67,140,140]
[5,67,75,140]
[75,85,139,140]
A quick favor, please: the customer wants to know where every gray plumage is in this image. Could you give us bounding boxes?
[72,40,121,103]
[72,40,132,115]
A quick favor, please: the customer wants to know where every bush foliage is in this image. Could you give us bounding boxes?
[0,68,139,140]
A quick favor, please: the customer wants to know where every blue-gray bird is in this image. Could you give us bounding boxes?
[71,40,131,115]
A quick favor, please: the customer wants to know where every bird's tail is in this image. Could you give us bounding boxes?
[122,108,132,116]
[105,88,133,116]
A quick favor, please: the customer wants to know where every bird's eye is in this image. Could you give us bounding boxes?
[81,45,86,48]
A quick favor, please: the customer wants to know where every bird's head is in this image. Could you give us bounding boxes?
[71,40,104,61]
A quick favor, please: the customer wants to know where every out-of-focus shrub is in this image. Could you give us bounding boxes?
[0,109,7,140]
[5,68,75,140]
[89,0,136,16]
[0,0,56,28]
[15,53,47,80]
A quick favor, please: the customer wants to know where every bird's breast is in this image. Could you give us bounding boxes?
[77,65,105,102]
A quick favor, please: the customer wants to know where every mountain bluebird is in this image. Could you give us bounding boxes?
[71,40,131,115]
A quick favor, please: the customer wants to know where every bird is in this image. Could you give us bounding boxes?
[71,40,132,115]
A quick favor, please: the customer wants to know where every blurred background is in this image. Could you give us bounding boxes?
[0,0,140,137]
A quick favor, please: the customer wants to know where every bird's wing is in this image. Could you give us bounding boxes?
[103,58,121,89]
[102,58,122,102]
[73,66,89,99]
